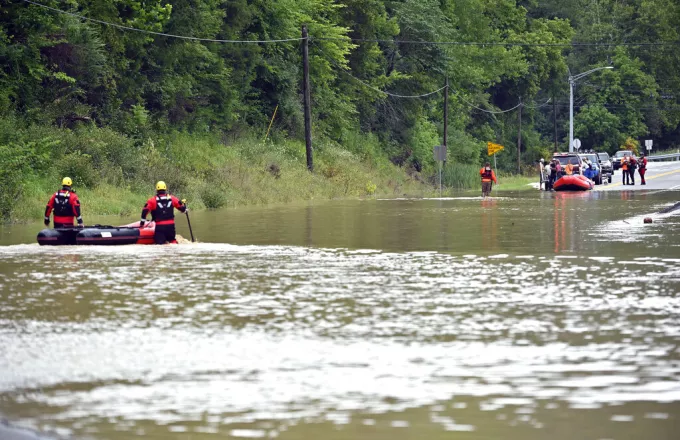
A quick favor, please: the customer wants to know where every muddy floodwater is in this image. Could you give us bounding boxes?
[1,191,679,440]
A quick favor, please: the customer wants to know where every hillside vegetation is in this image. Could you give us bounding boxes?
[1,0,679,221]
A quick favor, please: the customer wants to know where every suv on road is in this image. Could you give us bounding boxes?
[552,152,583,175]
[595,151,613,183]
[612,150,634,170]
[579,153,603,184]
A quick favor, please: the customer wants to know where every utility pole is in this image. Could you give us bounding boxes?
[553,92,558,152]
[302,25,313,171]
[443,77,448,165]
[517,100,522,174]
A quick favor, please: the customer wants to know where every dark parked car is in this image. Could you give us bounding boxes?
[612,150,634,170]
[553,153,583,175]
[579,153,603,184]
[595,151,613,183]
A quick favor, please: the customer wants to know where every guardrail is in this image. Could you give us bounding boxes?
[646,151,680,161]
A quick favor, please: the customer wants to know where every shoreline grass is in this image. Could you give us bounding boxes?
[2,117,536,224]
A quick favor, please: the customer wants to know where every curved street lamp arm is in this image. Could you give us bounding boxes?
[571,66,614,82]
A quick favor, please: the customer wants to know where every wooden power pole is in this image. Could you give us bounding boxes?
[517,100,522,174]
[302,25,313,172]
[443,77,449,164]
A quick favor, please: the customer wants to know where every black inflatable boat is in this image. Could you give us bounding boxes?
[37,223,155,246]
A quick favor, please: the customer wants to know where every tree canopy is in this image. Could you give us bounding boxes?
[1,0,679,173]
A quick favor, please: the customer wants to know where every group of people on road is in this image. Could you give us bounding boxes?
[621,154,647,185]
[44,178,188,244]
[539,158,569,191]
[537,152,648,190]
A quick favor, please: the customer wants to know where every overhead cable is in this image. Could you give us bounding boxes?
[22,0,304,43]
[456,95,523,114]
[314,43,446,98]
[315,36,680,47]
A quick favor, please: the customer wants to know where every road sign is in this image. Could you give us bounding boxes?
[645,139,653,150]
[487,142,504,156]
[572,138,582,150]
[433,145,447,161]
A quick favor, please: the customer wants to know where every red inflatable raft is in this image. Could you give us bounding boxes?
[553,174,594,192]
[37,221,155,246]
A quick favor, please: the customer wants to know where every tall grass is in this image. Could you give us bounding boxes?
[1,117,429,223]
[442,163,481,190]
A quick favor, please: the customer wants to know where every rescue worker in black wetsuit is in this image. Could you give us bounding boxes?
[628,155,637,185]
[44,177,83,228]
[140,181,187,244]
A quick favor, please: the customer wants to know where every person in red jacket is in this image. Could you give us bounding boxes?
[638,153,648,185]
[479,162,498,198]
[140,181,187,244]
[44,177,83,228]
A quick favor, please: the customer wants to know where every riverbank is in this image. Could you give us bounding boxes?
[1,117,535,224]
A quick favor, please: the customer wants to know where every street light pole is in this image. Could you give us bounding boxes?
[568,66,614,152]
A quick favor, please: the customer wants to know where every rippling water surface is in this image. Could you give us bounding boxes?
[1,192,679,439]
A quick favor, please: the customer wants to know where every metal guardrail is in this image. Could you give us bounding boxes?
[646,152,680,161]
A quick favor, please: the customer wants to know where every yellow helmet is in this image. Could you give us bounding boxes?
[155,181,167,191]
[62,177,72,186]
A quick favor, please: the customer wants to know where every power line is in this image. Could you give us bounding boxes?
[21,0,304,43]
[314,43,446,98]
[456,95,523,114]
[315,36,680,48]
[524,98,553,109]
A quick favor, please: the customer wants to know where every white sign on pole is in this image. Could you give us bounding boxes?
[645,139,653,150]
[572,138,582,150]
[433,145,447,161]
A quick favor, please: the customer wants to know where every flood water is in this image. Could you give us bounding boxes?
[1,191,679,440]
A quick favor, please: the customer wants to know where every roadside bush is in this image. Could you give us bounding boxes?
[200,184,227,209]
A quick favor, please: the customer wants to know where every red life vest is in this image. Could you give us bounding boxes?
[481,169,493,180]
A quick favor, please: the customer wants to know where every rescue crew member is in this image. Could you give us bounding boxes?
[549,159,558,190]
[565,159,575,175]
[479,162,498,198]
[538,158,545,190]
[44,177,83,228]
[621,156,630,185]
[140,181,187,244]
[628,155,637,185]
[638,153,648,185]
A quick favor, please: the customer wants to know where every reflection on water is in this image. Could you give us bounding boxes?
[1,192,680,439]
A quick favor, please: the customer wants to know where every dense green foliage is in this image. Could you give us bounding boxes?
[1,0,679,221]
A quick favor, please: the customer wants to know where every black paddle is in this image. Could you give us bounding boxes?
[184,203,195,242]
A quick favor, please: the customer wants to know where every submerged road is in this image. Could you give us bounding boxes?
[598,160,680,191]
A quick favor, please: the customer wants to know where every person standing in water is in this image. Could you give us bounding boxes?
[140,181,188,244]
[44,177,83,228]
[480,162,498,198]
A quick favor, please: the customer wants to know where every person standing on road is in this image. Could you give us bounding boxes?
[638,153,648,185]
[544,161,552,191]
[538,158,545,190]
[44,177,83,228]
[621,156,630,185]
[549,159,558,190]
[480,162,498,198]
[140,181,188,244]
[628,155,637,185]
